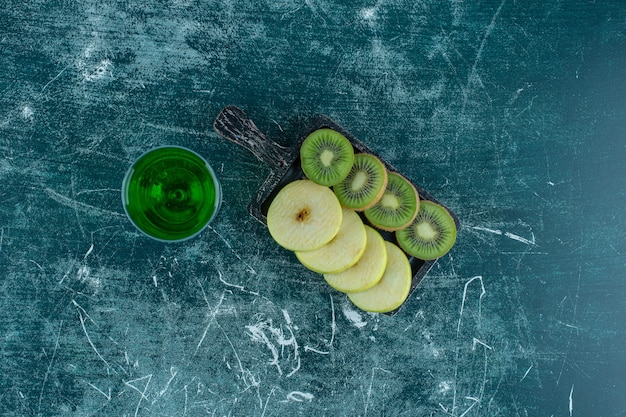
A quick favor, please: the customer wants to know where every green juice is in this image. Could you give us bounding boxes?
[122,146,221,242]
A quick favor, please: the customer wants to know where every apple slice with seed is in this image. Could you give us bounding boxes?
[267,180,343,251]
[295,208,367,274]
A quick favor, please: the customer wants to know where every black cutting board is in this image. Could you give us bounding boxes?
[213,105,460,314]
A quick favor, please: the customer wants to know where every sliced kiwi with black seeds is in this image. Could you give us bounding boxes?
[396,200,457,260]
[363,172,419,231]
[333,153,388,210]
[300,128,355,186]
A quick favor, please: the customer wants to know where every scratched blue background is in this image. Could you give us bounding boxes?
[1,1,625,416]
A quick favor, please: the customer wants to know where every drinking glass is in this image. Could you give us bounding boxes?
[122,146,221,242]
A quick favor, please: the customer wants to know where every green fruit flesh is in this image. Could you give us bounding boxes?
[300,129,354,186]
[347,241,412,313]
[364,173,419,231]
[295,208,367,274]
[334,153,388,210]
[323,225,388,293]
[396,200,457,260]
[266,180,343,251]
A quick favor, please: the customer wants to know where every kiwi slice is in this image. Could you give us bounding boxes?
[333,153,388,210]
[396,200,457,260]
[300,128,355,186]
[363,172,419,231]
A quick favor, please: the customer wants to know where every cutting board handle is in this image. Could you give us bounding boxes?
[213,106,291,168]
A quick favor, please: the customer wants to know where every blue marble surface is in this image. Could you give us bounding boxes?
[1,1,624,416]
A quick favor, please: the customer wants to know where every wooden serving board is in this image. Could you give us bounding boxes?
[213,105,460,314]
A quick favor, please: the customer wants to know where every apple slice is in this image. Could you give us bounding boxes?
[323,225,388,293]
[347,241,411,313]
[295,208,367,274]
[267,180,343,251]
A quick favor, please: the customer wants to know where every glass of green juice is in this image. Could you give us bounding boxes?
[122,146,221,242]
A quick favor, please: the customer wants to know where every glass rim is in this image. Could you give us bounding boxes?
[121,145,222,243]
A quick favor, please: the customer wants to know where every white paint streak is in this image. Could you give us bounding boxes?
[246,321,282,375]
[303,346,329,355]
[521,364,533,382]
[72,300,113,372]
[286,391,314,402]
[158,367,178,398]
[472,337,493,350]
[194,291,226,355]
[281,309,292,326]
[364,367,391,417]
[217,270,260,296]
[41,63,71,92]
[471,226,502,235]
[558,320,581,331]
[328,295,337,347]
[245,313,301,377]
[457,276,486,334]
[44,188,125,218]
[218,271,245,291]
[260,387,276,417]
[466,0,506,93]
[208,226,257,274]
[459,397,480,417]
[38,321,63,414]
[438,380,452,394]
[503,231,536,246]
[471,225,536,246]
[83,243,94,260]
[342,303,367,329]
[77,265,90,281]
[21,105,34,121]
[569,384,574,416]
[359,6,378,26]
[87,382,111,400]
[124,374,152,417]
